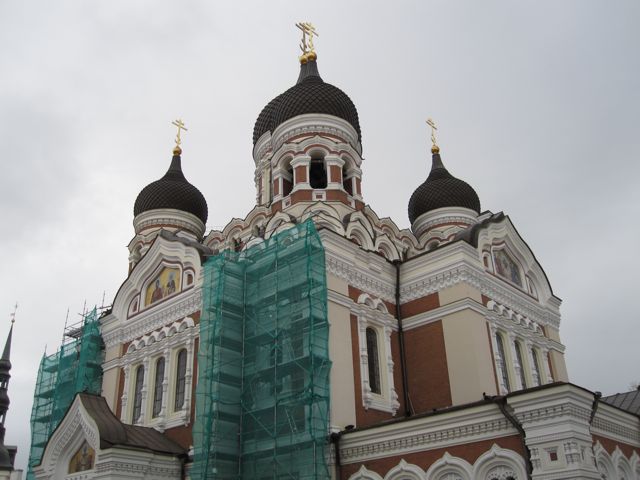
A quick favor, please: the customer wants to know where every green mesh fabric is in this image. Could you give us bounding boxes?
[192,220,331,479]
[26,308,104,479]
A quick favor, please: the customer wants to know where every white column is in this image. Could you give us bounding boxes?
[120,364,131,422]
[489,324,508,395]
[525,341,540,387]
[160,348,170,418]
[138,358,150,424]
[507,332,523,391]
[541,347,554,384]
[183,340,194,423]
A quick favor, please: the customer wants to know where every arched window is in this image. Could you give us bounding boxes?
[366,328,381,394]
[309,157,327,189]
[531,348,542,386]
[514,342,527,389]
[132,365,144,422]
[283,161,293,197]
[495,334,511,392]
[174,349,188,410]
[342,167,353,195]
[152,357,165,418]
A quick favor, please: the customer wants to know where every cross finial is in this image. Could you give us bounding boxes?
[426,118,439,153]
[171,119,188,155]
[9,303,17,325]
[296,22,319,64]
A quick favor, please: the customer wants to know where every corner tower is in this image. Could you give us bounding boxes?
[252,24,364,219]
[129,121,208,270]
[408,121,481,248]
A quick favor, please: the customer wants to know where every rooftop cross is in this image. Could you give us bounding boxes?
[9,303,17,325]
[296,22,318,63]
[172,118,188,154]
[426,118,440,153]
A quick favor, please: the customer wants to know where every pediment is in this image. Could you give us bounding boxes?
[474,214,557,304]
[111,233,203,322]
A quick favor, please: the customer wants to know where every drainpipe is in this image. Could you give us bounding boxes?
[393,260,412,417]
[486,394,533,479]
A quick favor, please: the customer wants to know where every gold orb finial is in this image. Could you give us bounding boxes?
[171,118,188,155]
[426,118,440,154]
[296,22,318,64]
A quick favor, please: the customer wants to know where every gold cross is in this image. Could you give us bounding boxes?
[296,22,318,54]
[172,119,188,147]
[9,302,17,325]
[426,118,439,152]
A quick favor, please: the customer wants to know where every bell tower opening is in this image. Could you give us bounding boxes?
[309,156,327,189]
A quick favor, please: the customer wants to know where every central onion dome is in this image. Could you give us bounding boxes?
[408,149,481,225]
[134,150,208,225]
[253,59,361,144]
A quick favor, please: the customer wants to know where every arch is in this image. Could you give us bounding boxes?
[375,235,400,261]
[346,222,374,250]
[473,444,527,480]
[594,442,615,479]
[384,459,425,480]
[612,447,634,479]
[348,465,384,480]
[425,452,473,480]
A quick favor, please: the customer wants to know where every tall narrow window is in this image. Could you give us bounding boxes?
[366,328,381,394]
[515,341,527,389]
[132,365,144,422]
[531,348,542,386]
[495,334,511,392]
[174,349,187,410]
[342,167,353,195]
[309,158,327,189]
[152,357,165,418]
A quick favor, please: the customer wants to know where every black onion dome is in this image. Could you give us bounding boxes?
[408,152,481,224]
[252,59,361,144]
[134,154,208,224]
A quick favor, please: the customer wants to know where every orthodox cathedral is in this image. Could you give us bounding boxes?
[23,25,640,480]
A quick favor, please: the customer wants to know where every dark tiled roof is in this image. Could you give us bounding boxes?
[408,153,481,224]
[252,59,361,144]
[452,212,505,246]
[603,388,640,415]
[79,393,186,455]
[134,154,208,224]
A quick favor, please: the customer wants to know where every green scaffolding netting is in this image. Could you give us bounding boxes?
[26,308,104,480]
[192,220,331,480]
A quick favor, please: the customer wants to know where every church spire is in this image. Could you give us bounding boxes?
[0,306,16,471]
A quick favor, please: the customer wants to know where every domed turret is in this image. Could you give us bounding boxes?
[408,122,481,242]
[408,151,480,224]
[134,151,208,225]
[253,58,361,145]
[252,24,365,213]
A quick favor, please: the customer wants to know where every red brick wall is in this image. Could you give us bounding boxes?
[403,320,452,413]
[592,434,640,459]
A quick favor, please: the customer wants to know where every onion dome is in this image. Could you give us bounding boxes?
[408,149,481,224]
[134,150,208,224]
[253,58,361,144]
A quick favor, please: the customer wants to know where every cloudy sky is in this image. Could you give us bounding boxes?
[1,0,638,472]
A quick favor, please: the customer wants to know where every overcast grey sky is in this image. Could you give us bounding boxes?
[1,0,638,472]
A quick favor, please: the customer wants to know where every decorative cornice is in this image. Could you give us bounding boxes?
[339,405,515,464]
[102,289,201,347]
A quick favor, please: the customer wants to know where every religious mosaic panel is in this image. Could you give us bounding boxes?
[493,249,523,287]
[145,267,181,306]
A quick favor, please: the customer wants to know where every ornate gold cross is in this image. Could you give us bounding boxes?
[172,118,188,148]
[426,118,439,152]
[296,22,318,63]
[9,302,17,325]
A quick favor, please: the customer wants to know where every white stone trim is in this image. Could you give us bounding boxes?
[133,208,205,238]
[411,206,478,239]
[355,294,400,415]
